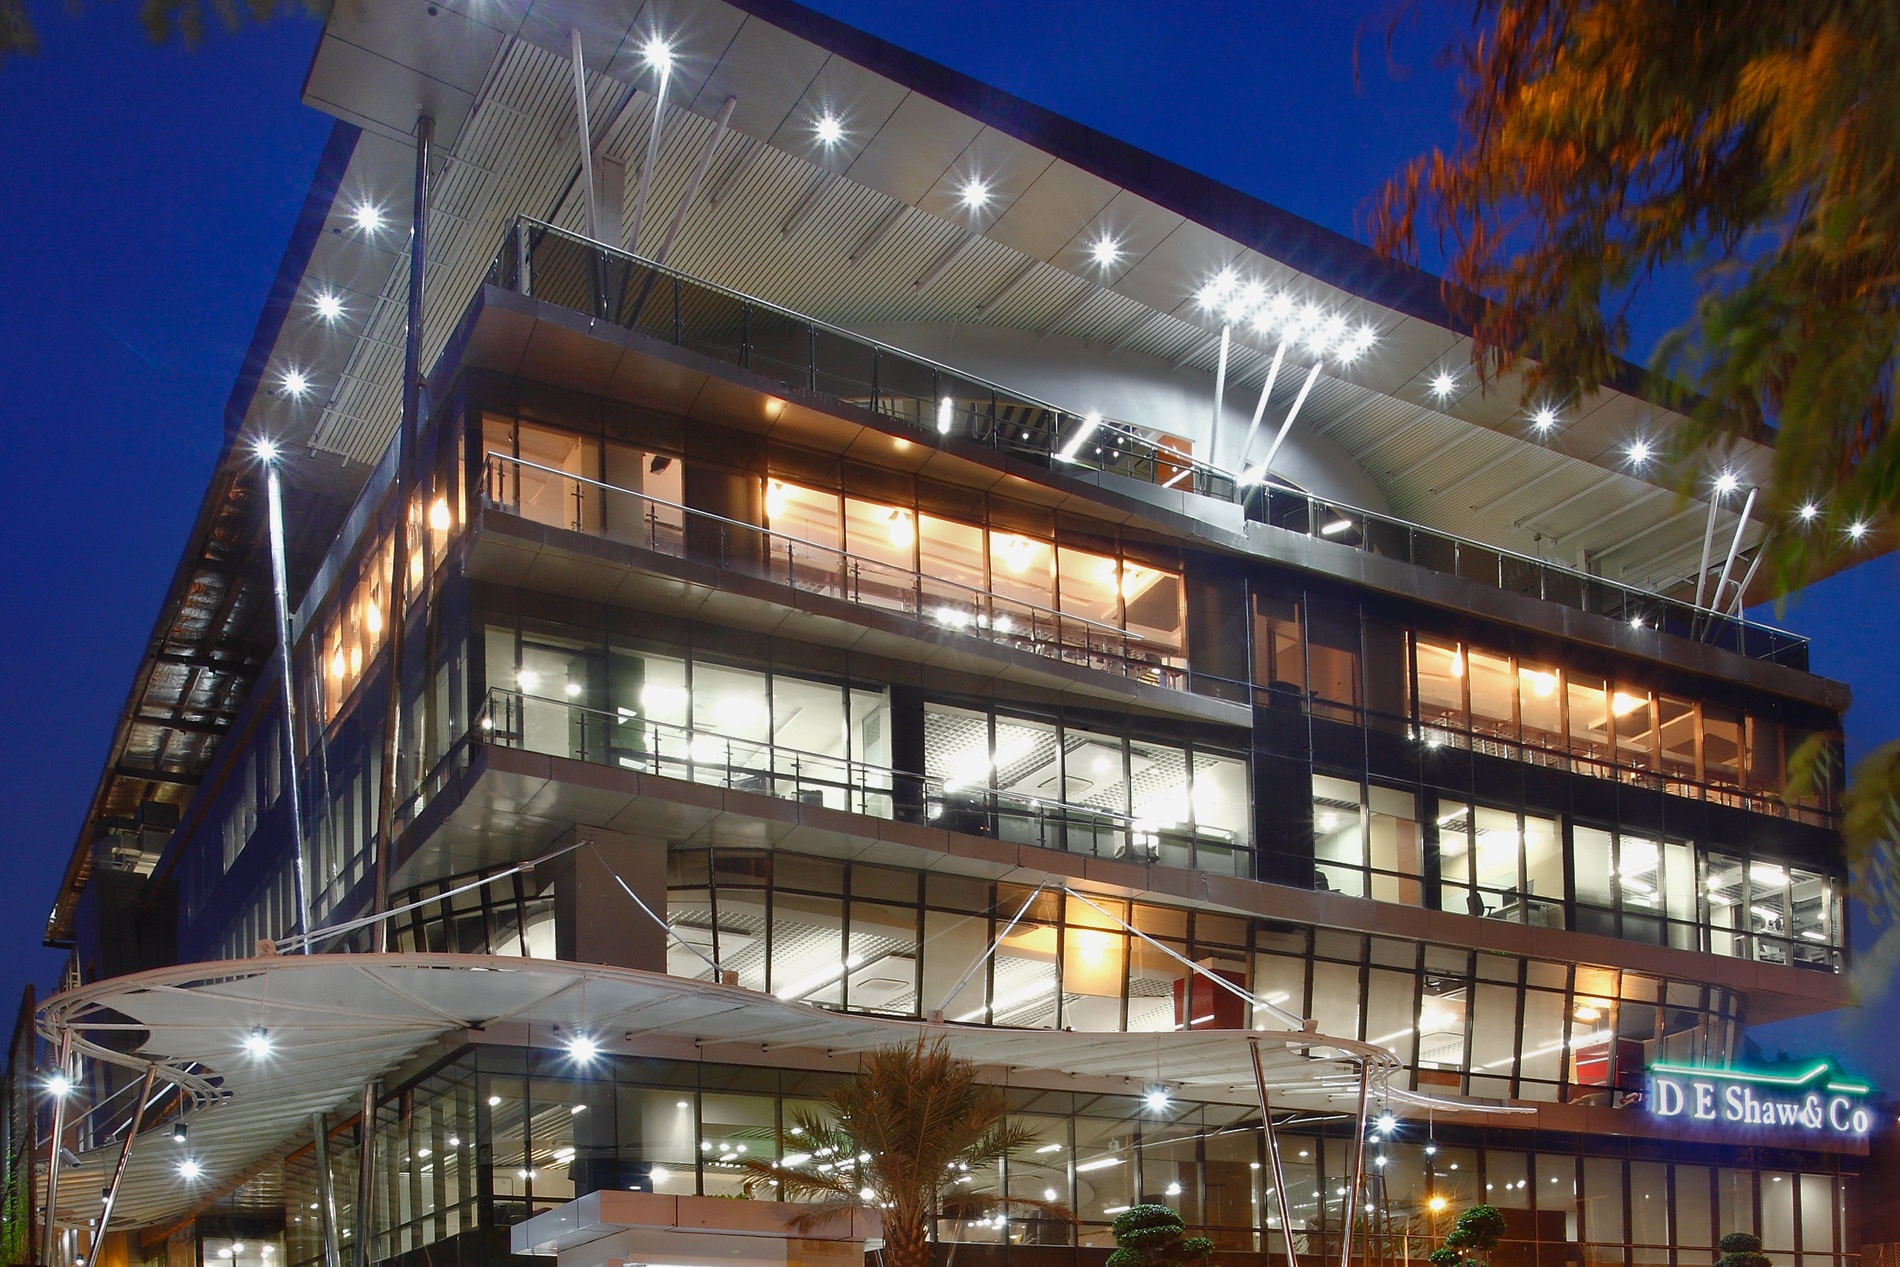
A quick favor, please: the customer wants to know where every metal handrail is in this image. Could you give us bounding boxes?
[478,688,1249,853]
[494,215,1235,493]
[482,451,1151,644]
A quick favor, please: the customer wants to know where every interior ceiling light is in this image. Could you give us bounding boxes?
[1713,470,1740,496]
[1625,438,1653,466]
[313,291,345,323]
[1848,519,1870,540]
[45,1073,70,1098]
[351,203,383,233]
[1089,233,1122,268]
[1798,501,1821,522]
[242,1027,272,1057]
[253,437,280,463]
[565,1033,601,1063]
[178,1159,203,1180]
[1530,406,1559,432]
[1144,1089,1170,1112]
[1429,371,1458,400]
[281,369,310,399]
[958,176,992,210]
[814,111,844,146]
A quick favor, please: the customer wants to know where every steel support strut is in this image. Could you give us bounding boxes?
[264,459,314,952]
[371,112,431,954]
[1249,1040,1300,1267]
[40,1031,72,1267]
[352,1082,378,1267]
[94,1064,159,1259]
[312,1114,342,1267]
[1339,1061,1372,1267]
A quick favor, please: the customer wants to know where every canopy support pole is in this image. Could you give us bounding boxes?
[312,1113,342,1267]
[39,1030,72,1267]
[1250,1040,1301,1267]
[1707,486,1757,635]
[371,111,432,954]
[352,1082,378,1267]
[933,884,1046,1018]
[1253,361,1324,483]
[94,1063,159,1257]
[1340,1060,1372,1267]
[1210,324,1232,461]
[263,455,314,954]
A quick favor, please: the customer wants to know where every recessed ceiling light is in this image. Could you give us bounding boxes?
[959,176,991,210]
[1798,501,1820,522]
[281,370,310,399]
[1530,406,1559,431]
[313,291,345,323]
[1626,438,1653,466]
[815,111,844,146]
[1429,370,1457,400]
[1089,233,1122,268]
[641,36,674,72]
[1713,470,1740,496]
[351,203,383,233]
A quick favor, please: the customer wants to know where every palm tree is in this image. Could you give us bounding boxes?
[739,1039,1068,1267]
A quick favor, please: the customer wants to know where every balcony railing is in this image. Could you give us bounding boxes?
[485,216,1807,668]
[481,453,1186,690]
[477,688,1252,878]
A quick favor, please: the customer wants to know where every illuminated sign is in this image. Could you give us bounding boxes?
[1649,1061,1872,1136]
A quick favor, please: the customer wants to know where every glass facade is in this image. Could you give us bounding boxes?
[315,1043,1860,1267]
[111,295,1860,1267]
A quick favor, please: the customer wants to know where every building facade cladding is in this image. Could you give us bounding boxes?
[129,332,1862,1267]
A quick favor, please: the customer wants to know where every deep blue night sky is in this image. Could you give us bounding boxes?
[2,0,1895,1075]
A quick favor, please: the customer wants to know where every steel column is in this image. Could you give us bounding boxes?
[1249,1041,1300,1267]
[1236,341,1288,474]
[312,1113,342,1267]
[371,113,431,954]
[1339,1062,1373,1267]
[650,96,735,269]
[263,459,314,952]
[1256,361,1324,482]
[626,55,672,252]
[1709,486,1758,624]
[568,30,599,241]
[1210,324,1232,459]
[351,1082,378,1267]
[39,1032,72,1267]
[93,1064,159,1260]
[1692,490,1723,609]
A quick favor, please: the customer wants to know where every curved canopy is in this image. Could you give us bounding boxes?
[37,953,1524,1230]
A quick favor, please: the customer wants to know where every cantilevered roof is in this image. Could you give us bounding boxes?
[261,0,1806,600]
[36,954,1521,1230]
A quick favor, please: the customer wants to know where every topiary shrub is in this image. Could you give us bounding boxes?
[1105,1204,1215,1267]
[1716,1232,1772,1267]
[1428,1248,1465,1267]
[1453,1206,1506,1251]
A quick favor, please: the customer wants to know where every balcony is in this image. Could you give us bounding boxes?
[477,688,1252,878]
[484,217,1807,667]
[481,453,1187,691]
